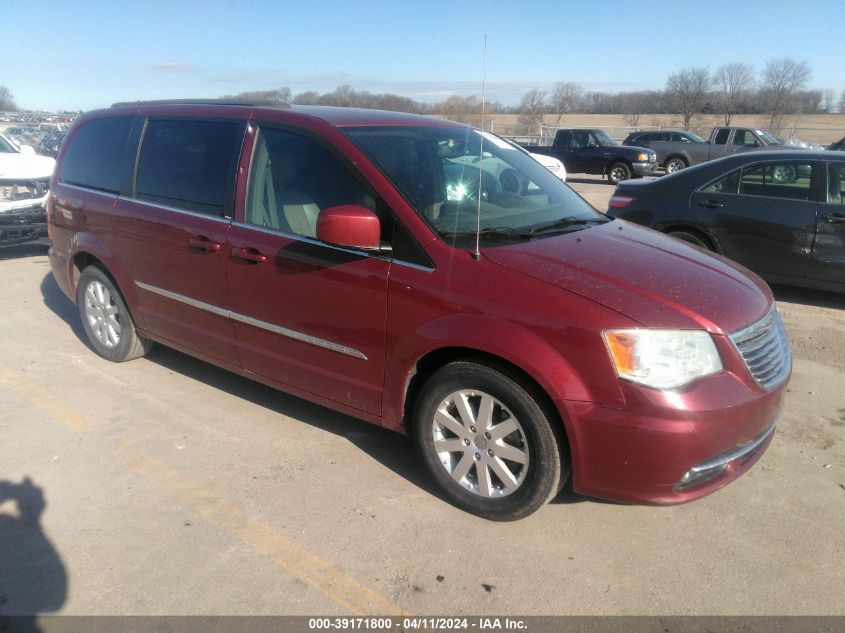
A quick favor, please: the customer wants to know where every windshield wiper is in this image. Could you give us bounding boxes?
[446,226,536,241]
[526,215,610,235]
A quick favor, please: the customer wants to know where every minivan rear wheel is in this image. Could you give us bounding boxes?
[77,266,152,362]
[413,361,564,520]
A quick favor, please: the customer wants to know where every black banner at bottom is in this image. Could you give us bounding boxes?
[1,616,842,633]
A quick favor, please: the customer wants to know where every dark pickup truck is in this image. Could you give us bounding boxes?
[622,126,793,173]
[522,128,658,184]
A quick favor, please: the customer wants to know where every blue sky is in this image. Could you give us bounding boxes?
[3,0,843,111]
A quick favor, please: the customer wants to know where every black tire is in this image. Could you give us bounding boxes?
[76,266,152,362]
[667,230,712,250]
[664,156,687,174]
[413,361,565,521]
[607,162,631,185]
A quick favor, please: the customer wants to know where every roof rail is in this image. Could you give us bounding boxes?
[110,98,290,108]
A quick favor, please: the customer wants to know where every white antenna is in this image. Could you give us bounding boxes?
[472,35,488,261]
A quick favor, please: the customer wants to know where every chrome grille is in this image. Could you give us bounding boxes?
[729,305,791,389]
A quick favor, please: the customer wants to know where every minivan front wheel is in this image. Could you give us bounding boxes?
[77,266,152,362]
[413,362,564,520]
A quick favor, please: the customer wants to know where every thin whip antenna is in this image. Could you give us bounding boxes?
[472,35,487,261]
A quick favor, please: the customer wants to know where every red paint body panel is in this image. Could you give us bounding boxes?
[47,103,791,507]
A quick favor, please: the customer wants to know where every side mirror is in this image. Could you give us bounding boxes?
[316,205,381,250]
[20,145,36,156]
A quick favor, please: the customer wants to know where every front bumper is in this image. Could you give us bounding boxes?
[632,161,659,176]
[0,204,48,246]
[561,370,787,505]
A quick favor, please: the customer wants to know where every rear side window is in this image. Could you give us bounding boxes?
[59,117,134,193]
[135,119,242,216]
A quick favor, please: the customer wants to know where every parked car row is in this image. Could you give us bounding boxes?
[521,128,658,184]
[44,100,789,520]
[1,125,70,158]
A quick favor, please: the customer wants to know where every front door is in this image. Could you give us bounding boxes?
[691,159,818,283]
[226,125,390,416]
[809,161,845,289]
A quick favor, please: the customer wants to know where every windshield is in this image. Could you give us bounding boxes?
[0,134,18,153]
[343,126,604,243]
[755,129,781,145]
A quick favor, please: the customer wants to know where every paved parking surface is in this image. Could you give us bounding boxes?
[0,226,843,616]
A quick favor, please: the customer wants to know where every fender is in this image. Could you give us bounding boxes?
[67,232,147,329]
[382,312,611,439]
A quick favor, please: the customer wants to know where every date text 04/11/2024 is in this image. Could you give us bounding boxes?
[307,617,528,630]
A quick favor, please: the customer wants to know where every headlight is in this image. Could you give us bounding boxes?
[636,153,649,162]
[602,329,722,390]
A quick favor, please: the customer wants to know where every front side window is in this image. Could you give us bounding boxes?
[246,127,379,240]
[135,119,242,216]
[739,162,814,200]
[344,126,605,244]
[733,130,759,146]
[569,131,590,149]
[59,116,134,193]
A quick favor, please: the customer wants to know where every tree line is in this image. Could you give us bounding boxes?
[2,57,843,136]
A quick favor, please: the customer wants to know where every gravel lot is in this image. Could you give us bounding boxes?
[0,181,843,617]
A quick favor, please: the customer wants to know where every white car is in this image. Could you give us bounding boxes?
[1,132,55,245]
[529,152,567,182]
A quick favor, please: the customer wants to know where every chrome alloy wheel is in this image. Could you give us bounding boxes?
[83,280,122,348]
[432,390,529,498]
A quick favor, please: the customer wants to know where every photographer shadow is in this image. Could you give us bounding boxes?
[0,478,66,632]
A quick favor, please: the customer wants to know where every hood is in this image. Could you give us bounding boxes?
[482,220,771,334]
[0,153,55,180]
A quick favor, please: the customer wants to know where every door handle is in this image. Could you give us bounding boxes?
[825,213,845,224]
[188,235,222,253]
[231,246,268,263]
[697,200,724,209]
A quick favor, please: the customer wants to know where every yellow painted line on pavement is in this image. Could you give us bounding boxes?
[113,442,408,616]
[0,363,91,432]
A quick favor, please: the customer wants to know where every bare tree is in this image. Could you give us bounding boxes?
[0,86,17,111]
[822,89,836,113]
[666,66,711,129]
[714,63,754,125]
[760,57,811,133]
[550,81,582,126]
[221,87,292,103]
[437,95,482,124]
[839,89,845,114]
[622,92,648,127]
[517,89,547,128]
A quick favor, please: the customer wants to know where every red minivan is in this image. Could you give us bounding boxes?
[47,101,790,520]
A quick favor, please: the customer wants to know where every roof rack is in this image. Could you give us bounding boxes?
[110,98,290,108]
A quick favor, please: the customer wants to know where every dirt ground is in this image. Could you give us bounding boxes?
[0,195,842,618]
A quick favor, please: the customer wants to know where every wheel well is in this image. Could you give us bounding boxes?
[664,154,688,166]
[605,160,632,175]
[662,225,719,252]
[72,252,104,290]
[402,347,570,456]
